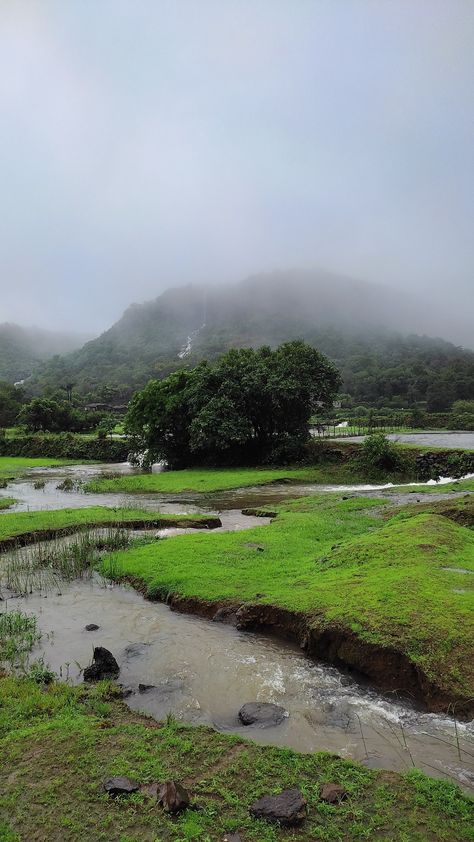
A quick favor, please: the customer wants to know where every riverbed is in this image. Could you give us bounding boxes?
[1,462,473,793]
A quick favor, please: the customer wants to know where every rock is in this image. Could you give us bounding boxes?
[119,685,134,699]
[85,623,99,631]
[244,542,265,551]
[213,606,239,625]
[319,783,347,804]
[141,781,159,799]
[103,776,139,796]
[138,683,156,693]
[157,780,190,813]
[83,647,119,682]
[238,702,288,728]
[223,834,242,842]
[249,788,307,826]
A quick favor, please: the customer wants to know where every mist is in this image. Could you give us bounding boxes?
[0,1,472,345]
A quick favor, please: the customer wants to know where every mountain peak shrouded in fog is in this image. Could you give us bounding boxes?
[0,2,472,337]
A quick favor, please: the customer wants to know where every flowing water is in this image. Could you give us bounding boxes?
[3,575,474,792]
[1,462,473,792]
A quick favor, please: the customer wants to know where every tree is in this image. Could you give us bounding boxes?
[126,341,341,467]
[18,398,75,432]
[0,381,25,427]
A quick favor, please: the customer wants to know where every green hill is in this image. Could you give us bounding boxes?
[0,323,92,384]
[30,271,474,409]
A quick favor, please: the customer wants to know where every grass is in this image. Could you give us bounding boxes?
[0,608,40,670]
[102,494,474,704]
[387,477,474,495]
[0,497,15,510]
[0,456,73,479]
[0,506,220,546]
[84,463,385,495]
[0,676,472,842]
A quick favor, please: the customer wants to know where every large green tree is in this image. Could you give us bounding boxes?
[126,341,341,467]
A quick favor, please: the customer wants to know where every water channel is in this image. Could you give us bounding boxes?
[1,461,473,792]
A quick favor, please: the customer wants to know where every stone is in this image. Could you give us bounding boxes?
[238,702,288,728]
[319,783,347,804]
[138,683,156,693]
[85,623,99,631]
[223,834,242,842]
[140,781,159,799]
[103,776,139,796]
[83,647,119,682]
[157,780,190,813]
[249,788,307,826]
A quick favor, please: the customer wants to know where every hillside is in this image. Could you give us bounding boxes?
[30,271,474,409]
[0,323,93,384]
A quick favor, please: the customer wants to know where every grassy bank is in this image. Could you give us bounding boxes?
[85,463,383,495]
[387,477,474,495]
[0,456,72,479]
[102,495,474,710]
[0,677,472,842]
[0,507,220,547]
[0,497,15,510]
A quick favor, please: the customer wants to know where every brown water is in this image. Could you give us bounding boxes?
[4,574,473,792]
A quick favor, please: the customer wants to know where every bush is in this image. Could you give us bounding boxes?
[0,433,130,462]
[357,434,410,478]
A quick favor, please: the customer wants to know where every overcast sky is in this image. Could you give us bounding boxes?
[0,1,473,336]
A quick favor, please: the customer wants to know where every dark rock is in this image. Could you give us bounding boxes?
[83,646,119,682]
[319,783,347,804]
[138,683,156,693]
[157,780,190,813]
[238,702,288,728]
[223,834,242,842]
[244,542,265,552]
[85,623,99,631]
[103,776,139,796]
[119,685,134,698]
[249,788,307,826]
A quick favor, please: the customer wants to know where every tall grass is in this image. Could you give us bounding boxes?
[0,608,40,669]
[1,527,133,595]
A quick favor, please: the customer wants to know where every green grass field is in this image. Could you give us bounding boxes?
[85,463,379,495]
[0,456,72,479]
[0,506,219,545]
[0,677,472,842]
[102,494,474,705]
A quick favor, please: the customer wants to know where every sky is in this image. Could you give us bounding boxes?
[0,0,473,337]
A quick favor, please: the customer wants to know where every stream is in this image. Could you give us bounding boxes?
[1,462,473,792]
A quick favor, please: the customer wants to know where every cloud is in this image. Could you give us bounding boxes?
[0,0,472,336]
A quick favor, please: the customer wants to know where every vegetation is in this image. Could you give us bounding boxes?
[0,456,71,479]
[0,676,472,842]
[0,433,129,462]
[0,506,219,546]
[0,497,15,510]
[355,433,411,478]
[126,341,341,467]
[27,276,474,412]
[102,494,474,706]
[0,382,25,427]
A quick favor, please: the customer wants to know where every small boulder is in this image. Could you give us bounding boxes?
[319,783,347,804]
[238,702,288,728]
[223,834,242,842]
[103,776,139,796]
[157,780,190,813]
[85,623,99,631]
[83,647,119,682]
[249,788,307,827]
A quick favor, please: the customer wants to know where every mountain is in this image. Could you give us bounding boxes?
[0,323,93,384]
[31,271,474,409]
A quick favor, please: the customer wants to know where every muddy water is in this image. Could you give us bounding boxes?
[4,575,474,792]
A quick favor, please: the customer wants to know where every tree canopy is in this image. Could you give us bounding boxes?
[125,341,341,467]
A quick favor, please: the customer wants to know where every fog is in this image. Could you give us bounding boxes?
[0,1,472,345]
